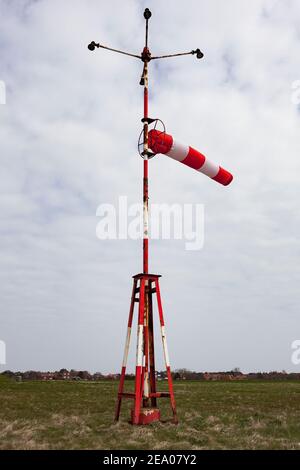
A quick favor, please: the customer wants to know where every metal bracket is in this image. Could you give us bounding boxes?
[141,150,155,158]
[141,118,157,124]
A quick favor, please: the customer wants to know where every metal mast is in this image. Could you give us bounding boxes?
[88,9,203,278]
[88,8,203,425]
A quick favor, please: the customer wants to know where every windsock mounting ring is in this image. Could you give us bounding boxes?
[138,118,166,159]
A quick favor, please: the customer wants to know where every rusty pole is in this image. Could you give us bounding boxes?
[141,9,151,407]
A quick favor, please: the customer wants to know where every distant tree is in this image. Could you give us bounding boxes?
[1,370,15,378]
[93,372,104,381]
[23,370,42,380]
[77,370,91,380]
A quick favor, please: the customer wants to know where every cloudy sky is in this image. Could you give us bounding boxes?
[1,0,300,374]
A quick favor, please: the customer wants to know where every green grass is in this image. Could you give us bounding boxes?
[0,376,300,449]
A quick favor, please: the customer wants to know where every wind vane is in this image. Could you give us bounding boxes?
[88,8,233,425]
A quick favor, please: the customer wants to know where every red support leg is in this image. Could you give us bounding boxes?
[155,279,178,424]
[114,279,137,422]
[133,278,145,424]
[148,280,157,407]
[142,281,151,407]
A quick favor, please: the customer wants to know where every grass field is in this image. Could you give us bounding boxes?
[0,376,300,450]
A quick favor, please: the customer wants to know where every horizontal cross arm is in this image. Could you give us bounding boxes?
[151,48,204,60]
[88,41,141,59]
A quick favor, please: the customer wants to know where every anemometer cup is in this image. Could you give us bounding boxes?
[192,48,204,59]
[88,41,99,51]
[144,8,152,20]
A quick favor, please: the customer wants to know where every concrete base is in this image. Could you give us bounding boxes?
[131,407,161,425]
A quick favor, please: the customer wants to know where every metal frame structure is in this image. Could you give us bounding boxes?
[88,8,203,425]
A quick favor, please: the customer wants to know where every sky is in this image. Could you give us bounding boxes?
[0,0,300,374]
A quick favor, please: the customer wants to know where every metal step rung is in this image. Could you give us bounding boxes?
[149,392,170,398]
[119,392,135,399]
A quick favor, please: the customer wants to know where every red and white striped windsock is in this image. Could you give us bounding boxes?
[148,129,233,186]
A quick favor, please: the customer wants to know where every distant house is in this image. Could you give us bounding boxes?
[203,372,246,381]
[57,369,70,380]
[41,372,54,381]
[203,373,222,381]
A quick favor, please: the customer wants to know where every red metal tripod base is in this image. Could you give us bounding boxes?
[115,273,178,425]
[131,407,160,425]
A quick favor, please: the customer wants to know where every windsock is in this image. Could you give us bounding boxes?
[148,129,233,186]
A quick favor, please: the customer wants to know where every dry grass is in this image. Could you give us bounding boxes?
[0,376,300,449]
